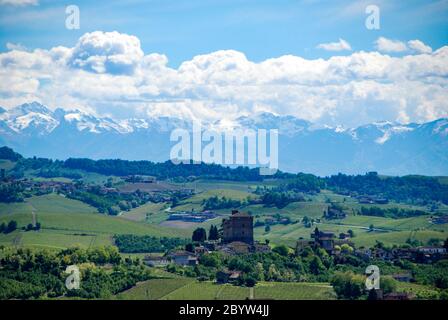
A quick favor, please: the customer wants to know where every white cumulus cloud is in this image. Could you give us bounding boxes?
[408,39,432,54]
[375,37,408,52]
[69,31,144,75]
[6,42,27,51]
[317,39,352,51]
[0,31,447,128]
[0,0,38,6]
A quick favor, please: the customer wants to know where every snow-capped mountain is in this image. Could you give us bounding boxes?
[0,102,447,176]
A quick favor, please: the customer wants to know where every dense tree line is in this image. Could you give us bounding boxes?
[64,158,265,181]
[281,173,323,193]
[0,183,25,202]
[208,225,219,241]
[190,226,219,243]
[260,191,305,209]
[192,227,207,242]
[202,196,243,210]
[411,260,448,290]
[114,235,189,253]
[37,168,83,179]
[330,271,397,300]
[0,146,22,161]
[3,148,448,207]
[326,172,448,205]
[359,206,427,219]
[67,186,150,215]
[0,220,17,234]
[0,246,150,299]
[169,246,335,285]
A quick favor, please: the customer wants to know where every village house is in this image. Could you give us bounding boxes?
[296,228,354,256]
[391,248,414,260]
[354,248,372,260]
[324,206,346,220]
[253,242,271,253]
[413,246,447,263]
[167,250,198,266]
[216,269,242,284]
[371,248,395,261]
[194,245,209,255]
[431,215,448,225]
[357,196,389,204]
[338,232,351,240]
[143,255,170,267]
[124,175,156,183]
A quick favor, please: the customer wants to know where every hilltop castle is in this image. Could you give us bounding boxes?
[222,210,254,245]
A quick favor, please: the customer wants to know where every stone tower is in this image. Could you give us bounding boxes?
[222,210,254,244]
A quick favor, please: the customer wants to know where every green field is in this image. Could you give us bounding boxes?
[116,278,196,300]
[116,278,336,300]
[254,282,336,300]
[1,179,447,250]
[181,179,280,192]
[395,280,442,299]
[173,188,254,212]
[352,229,447,247]
[120,202,169,223]
[0,194,190,250]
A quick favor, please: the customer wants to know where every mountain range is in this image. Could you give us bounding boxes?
[1,102,447,176]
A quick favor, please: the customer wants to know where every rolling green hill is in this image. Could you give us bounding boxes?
[116,278,336,300]
[0,194,190,250]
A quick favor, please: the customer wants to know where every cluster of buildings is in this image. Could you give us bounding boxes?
[143,210,447,293]
[296,227,448,264]
[357,196,389,204]
[323,206,347,220]
[168,210,218,223]
[355,246,448,264]
[296,228,353,255]
[123,175,156,183]
[145,210,270,270]
[431,215,448,225]
[21,179,76,194]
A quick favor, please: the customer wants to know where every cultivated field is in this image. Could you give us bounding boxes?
[1,179,447,250]
[0,194,190,250]
[116,278,336,300]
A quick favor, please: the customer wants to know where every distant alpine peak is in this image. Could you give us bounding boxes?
[0,102,446,140]
[1,102,447,176]
[371,120,395,127]
[429,118,448,136]
[235,112,310,136]
[15,101,53,117]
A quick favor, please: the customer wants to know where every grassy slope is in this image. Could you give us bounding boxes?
[173,188,254,212]
[1,180,447,249]
[116,278,195,300]
[254,282,336,300]
[120,202,168,223]
[247,187,447,247]
[116,277,336,300]
[0,194,190,250]
[159,183,447,247]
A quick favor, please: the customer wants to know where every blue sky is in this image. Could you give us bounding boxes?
[1,0,447,67]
